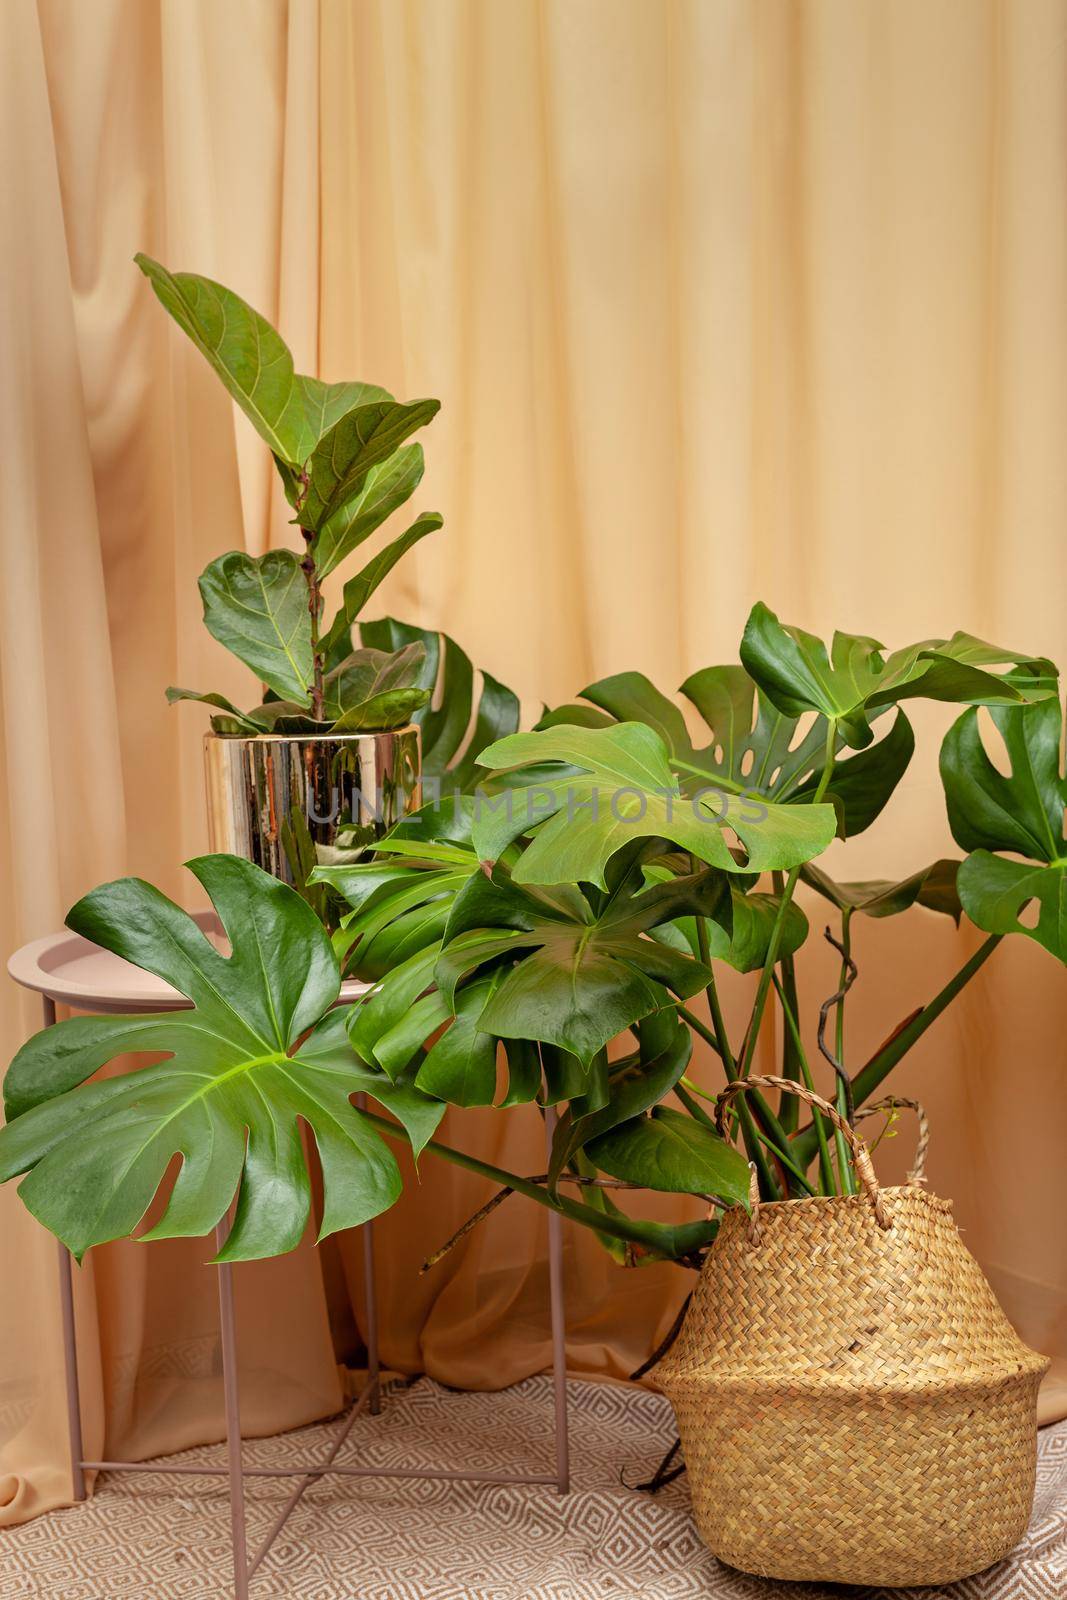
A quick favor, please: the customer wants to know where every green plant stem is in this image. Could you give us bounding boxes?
[687,853,782,1192]
[676,1004,722,1057]
[832,910,857,1195]
[690,864,735,1074]
[679,1075,816,1196]
[771,974,837,1196]
[737,720,838,1083]
[790,932,1003,1169]
[300,532,325,720]
[358,1107,689,1259]
[772,868,802,1133]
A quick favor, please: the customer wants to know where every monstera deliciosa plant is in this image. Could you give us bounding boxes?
[137,255,442,736]
[0,603,1061,1275]
[311,602,1062,1265]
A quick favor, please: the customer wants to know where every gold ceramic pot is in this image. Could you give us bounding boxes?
[204,726,421,882]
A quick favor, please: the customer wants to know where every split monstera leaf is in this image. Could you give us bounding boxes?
[136,255,442,735]
[942,695,1067,964]
[0,858,445,1261]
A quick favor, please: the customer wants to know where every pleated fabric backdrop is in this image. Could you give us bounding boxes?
[1,0,1064,1525]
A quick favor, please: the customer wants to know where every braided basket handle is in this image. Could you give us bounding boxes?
[714,1075,892,1232]
[856,1095,929,1185]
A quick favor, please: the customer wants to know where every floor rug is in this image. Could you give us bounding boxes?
[1,1376,1064,1599]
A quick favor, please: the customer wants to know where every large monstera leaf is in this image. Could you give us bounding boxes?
[359,618,521,791]
[941,698,1067,963]
[741,601,1056,750]
[473,723,837,886]
[431,865,730,1067]
[0,857,440,1261]
[541,664,913,839]
[337,852,729,1074]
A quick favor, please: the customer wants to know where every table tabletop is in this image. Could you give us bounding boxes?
[8,912,370,1014]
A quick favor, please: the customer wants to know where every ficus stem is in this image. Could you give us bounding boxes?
[295,468,325,721]
[301,532,325,721]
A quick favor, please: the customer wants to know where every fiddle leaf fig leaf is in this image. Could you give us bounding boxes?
[941,698,1067,962]
[360,618,521,791]
[312,444,428,580]
[741,601,1057,750]
[801,859,963,921]
[587,1105,751,1204]
[474,723,836,885]
[136,254,385,465]
[198,549,313,703]
[0,857,405,1261]
[300,399,440,537]
[322,642,430,733]
[136,253,312,462]
[322,516,443,662]
[294,377,393,457]
[164,686,270,735]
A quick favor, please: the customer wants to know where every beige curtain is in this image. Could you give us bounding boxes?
[2,0,1065,1527]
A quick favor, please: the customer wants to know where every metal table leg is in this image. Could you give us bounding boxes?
[215,1221,249,1600]
[544,1104,570,1494]
[42,997,87,1505]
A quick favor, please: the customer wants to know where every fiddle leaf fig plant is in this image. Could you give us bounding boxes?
[0,857,444,1261]
[137,255,441,735]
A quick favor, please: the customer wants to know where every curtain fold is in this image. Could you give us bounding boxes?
[2,0,1065,1526]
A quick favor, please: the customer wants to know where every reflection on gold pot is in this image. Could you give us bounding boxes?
[204,727,421,888]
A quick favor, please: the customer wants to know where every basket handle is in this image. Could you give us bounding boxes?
[856,1095,929,1185]
[714,1074,891,1231]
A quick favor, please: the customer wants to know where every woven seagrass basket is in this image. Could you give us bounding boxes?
[657,1076,1049,1588]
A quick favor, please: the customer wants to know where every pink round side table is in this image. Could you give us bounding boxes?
[7,923,570,1598]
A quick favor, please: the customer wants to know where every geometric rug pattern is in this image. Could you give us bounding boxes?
[1,1376,1064,1599]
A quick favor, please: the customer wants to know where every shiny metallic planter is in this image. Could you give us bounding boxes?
[204,726,421,883]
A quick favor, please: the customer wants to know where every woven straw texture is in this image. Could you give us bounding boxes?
[658,1181,1049,1588]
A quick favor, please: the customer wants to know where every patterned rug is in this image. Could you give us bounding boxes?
[1,1376,1064,1599]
